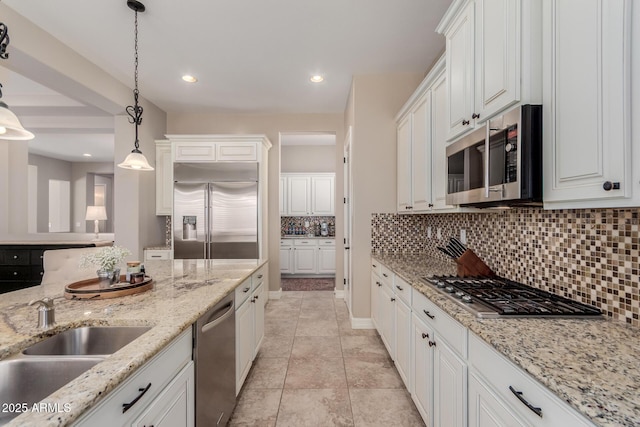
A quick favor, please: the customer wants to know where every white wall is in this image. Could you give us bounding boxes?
[70,162,114,233]
[0,4,167,256]
[346,73,424,319]
[281,145,336,173]
[28,153,72,232]
[167,113,345,294]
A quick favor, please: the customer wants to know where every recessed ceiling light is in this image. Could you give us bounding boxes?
[83,153,92,157]
[310,75,324,83]
[182,75,198,83]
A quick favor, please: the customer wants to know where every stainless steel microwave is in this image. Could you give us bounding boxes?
[445,104,542,207]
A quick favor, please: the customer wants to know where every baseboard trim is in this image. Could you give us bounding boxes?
[351,317,375,330]
[334,289,344,299]
[269,288,282,299]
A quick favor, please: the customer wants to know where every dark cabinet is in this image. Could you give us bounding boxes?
[0,243,97,293]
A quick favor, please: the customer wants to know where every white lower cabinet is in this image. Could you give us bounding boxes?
[132,362,195,427]
[412,314,434,424]
[434,337,467,427]
[317,245,336,274]
[378,284,396,359]
[73,329,193,427]
[469,371,527,427]
[370,270,382,330]
[394,297,412,390]
[235,265,268,395]
[293,246,316,273]
[235,292,253,395]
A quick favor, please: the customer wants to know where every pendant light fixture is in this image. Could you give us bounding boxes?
[118,0,153,171]
[0,23,34,140]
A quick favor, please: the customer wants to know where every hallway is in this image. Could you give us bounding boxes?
[229,291,425,426]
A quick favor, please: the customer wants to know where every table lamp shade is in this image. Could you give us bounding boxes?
[85,206,107,221]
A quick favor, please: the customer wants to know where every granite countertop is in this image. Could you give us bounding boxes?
[0,258,266,426]
[371,252,640,427]
[0,240,113,246]
[144,246,172,250]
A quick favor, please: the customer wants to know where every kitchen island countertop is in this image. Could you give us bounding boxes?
[0,258,266,426]
[372,252,640,427]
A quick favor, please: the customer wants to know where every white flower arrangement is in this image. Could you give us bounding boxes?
[80,245,131,272]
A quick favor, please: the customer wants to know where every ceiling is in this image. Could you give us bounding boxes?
[2,0,452,160]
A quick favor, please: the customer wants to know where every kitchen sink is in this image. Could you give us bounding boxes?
[0,357,102,424]
[22,326,152,356]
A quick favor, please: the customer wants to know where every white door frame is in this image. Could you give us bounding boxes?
[343,127,353,313]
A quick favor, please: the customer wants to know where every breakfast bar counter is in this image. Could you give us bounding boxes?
[0,258,266,426]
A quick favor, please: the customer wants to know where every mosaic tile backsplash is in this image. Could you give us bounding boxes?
[372,208,640,326]
[281,216,335,237]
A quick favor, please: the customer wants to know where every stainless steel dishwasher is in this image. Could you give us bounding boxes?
[194,292,235,426]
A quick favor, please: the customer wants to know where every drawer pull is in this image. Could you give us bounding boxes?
[509,386,542,418]
[382,273,388,278]
[13,255,18,259]
[423,310,435,320]
[372,264,377,268]
[257,274,263,279]
[390,297,395,302]
[421,333,428,339]
[428,341,436,347]
[243,287,250,293]
[122,383,151,413]
[151,255,161,258]
[396,285,403,291]
[13,272,18,276]
[377,281,382,287]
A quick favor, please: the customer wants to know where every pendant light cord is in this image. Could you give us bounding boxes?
[125,9,143,152]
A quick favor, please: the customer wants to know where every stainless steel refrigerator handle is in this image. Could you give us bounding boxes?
[204,185,210,259]
[201,301,234,334]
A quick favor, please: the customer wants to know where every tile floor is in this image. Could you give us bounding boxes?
[229,290,425,427]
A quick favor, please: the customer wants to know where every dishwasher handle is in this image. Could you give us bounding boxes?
[201,301,234,334]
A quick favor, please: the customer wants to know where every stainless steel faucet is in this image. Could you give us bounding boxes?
[28,298,55,329]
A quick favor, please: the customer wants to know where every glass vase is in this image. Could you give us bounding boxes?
[97,268,121,288]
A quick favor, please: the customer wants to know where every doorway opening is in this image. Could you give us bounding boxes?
[279,132,337,292]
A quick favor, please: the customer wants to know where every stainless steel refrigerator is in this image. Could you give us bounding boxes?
[173,162,259,259]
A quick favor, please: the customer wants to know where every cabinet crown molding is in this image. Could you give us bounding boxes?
[435,0,472,35]
[395,55,445,122]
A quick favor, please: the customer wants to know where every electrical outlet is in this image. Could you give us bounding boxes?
[460,229,467,245]
[436,227,442,240]
[427,226,432,238]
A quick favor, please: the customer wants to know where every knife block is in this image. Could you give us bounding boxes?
[455,249,494,278]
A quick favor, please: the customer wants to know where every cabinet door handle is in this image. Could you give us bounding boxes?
[391,297,395,302]
[255,295,259,300]
[382,273,388,278]
[243,287,250,293]
[396,285,403,291]
[602,181,620,191]
[428,340,436,347]
[13,255,18,259]
[372,264,377,268]
[472,113,480,119]
[423,310,435,320]
[462,119,470,126]
[428,203,434,208]
[509,386,543,418]
[122,383,151,413]
[377,282,382,287]
[421,333,428,339]
[251,297,256,303]
[257,274,263,279]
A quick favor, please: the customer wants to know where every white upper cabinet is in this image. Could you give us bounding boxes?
[411,93,433,212]
[474,0,520,121]
[542,0,634,208]
[287,176,311,215]
[437,0,541,141]
[445,2,476,141]
[397,115,413,211]
[396,57,457,214]
[282,173,335,216]
[311,175,335,215]
[155,140,173,216]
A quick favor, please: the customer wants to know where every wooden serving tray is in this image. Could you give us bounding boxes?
[64,275,153,300]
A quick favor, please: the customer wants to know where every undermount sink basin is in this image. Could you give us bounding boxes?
[0,357,102,424]
[22,326,152,356]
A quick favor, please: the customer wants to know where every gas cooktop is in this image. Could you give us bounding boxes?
[422,276,602,319]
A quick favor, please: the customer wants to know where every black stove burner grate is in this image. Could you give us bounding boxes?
[425,276,601,317]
